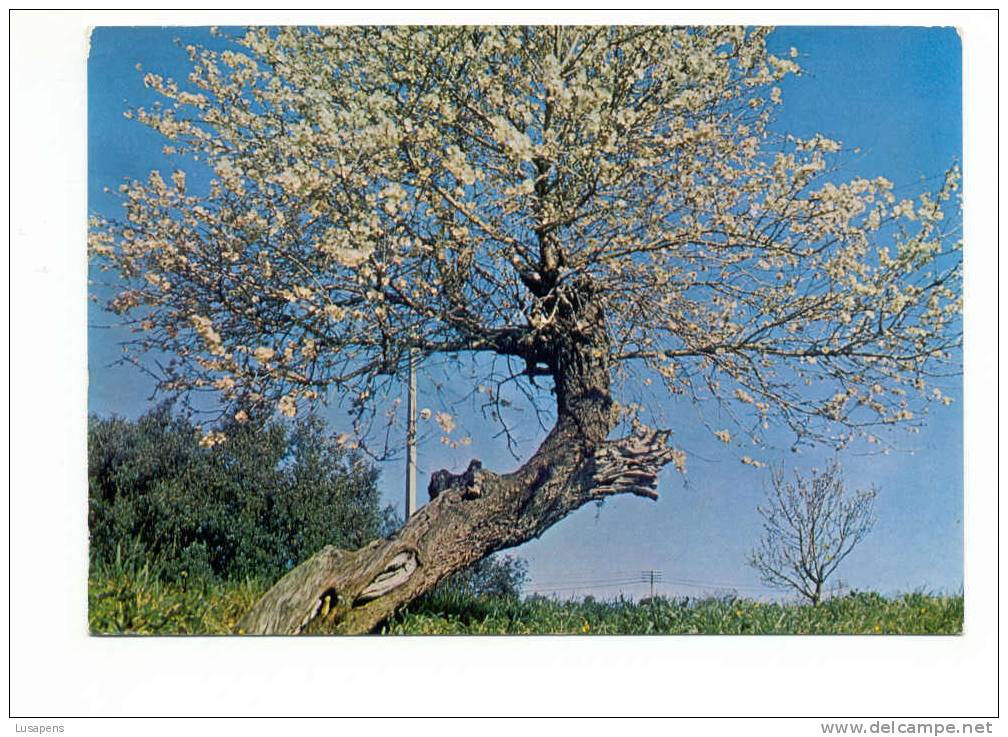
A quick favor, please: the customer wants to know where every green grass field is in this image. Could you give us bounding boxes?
[88,569,962,636]
[88,566,270,635]
[384,589,962,635]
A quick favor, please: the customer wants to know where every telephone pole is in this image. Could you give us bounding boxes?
[640,570,663,599]
[405,347,418,520]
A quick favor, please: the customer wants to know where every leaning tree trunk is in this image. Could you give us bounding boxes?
[238,284,680,635]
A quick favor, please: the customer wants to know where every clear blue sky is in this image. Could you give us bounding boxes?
[87,26,963,600]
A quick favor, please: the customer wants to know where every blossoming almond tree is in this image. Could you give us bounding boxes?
[89,26,961,634]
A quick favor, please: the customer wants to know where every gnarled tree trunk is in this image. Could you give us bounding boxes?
[238,284,679,635]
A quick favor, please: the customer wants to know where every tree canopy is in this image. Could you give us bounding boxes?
[89,25,961,464]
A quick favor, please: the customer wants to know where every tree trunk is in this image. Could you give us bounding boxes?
[238,281,680,635]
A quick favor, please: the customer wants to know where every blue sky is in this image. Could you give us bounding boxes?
[87,26,963,600]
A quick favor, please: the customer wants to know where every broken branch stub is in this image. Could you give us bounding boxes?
[428,458,485,501]
[592,429,676,500]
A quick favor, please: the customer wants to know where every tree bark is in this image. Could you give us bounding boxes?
[238,281,680,635]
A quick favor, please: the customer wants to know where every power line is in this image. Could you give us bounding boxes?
[527,574,646,587]
[662,579,772,594]
[663,576,778,593]
[525,580,646,594]
[525,578,643,592]
[526,571,781,595]
[530,571,762,590]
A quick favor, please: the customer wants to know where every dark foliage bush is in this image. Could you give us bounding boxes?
[430,554,530,599]
[88,404,395,583]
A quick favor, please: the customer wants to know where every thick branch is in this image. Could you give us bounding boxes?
[238,422,678,635]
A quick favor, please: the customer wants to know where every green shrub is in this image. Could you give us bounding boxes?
[88,404,395,583]
[431,554,529,598]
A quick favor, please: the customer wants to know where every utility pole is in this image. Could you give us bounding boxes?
[640,570,663,599]
[405,347,418,520]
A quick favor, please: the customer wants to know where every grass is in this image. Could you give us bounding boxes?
[88,564,269,635]
[384,589,963,635]
[88,568,962,636]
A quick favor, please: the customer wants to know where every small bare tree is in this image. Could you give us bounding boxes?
[750,462,877,605]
